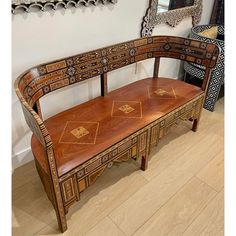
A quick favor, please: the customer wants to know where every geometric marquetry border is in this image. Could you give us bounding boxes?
[141,0,202,37]
[184,24,224,111]
[12,0,117,14]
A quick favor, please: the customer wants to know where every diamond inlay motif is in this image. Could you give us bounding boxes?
[163,43,171,51]
[112,101,142,118]
[70,126,89,139]
[154,88,170,96]
[118,104,135,114]
[149,86,177,99]
[59,121,99,145]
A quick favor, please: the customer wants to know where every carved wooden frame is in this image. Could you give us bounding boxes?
[12,0,117,14]
[141,0,203,37]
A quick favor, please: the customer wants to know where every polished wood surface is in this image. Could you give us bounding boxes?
[32,78,203,176]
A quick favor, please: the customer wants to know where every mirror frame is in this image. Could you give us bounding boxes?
[141,0,203,37]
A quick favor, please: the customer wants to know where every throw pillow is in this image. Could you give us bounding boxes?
[198,26,218,39]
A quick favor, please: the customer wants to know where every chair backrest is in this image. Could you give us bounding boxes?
[14,35,220,149]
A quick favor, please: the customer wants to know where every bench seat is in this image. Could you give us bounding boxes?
[32,77,203,177]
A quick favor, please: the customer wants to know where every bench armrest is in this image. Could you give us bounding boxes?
[15,78,54,155]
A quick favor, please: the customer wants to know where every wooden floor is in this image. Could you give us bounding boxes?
[12,98,224,236]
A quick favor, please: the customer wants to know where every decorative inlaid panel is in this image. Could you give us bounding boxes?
[61,178,75,203]
[111,101,142,118]
[16,36,219,110]
[131,146,137,158]
[115,150,130,162]
[119,104,135,114]
[74,146,136,193]
[70,126,89,140]
[88,166,106,185]
[77,169,85,179]
[59,121,99,145]
[148,86,177,99]
[156,97,203,141]
[139,131,148,155]
[46,61,67,73]
[85,159,102,174]
[150,124,159,148]
[78,179,86,192]
[118,140,132,153]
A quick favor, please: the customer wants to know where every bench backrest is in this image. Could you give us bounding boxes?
[14,35,220,156]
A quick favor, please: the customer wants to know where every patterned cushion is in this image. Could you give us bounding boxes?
[198,26,218,39]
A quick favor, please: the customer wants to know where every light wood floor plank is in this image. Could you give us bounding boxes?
[13,207,47,236]
[183,189,224,236]
[109,133,223,235]
[133,177,217,236]
[13,178,56,225]
[30,162,147,235]
[140,100,224,182]
[34,217,125,236]
[139,121,223,182]
[84,217,125,236]
[12,160,38,190]
[197,149,224,192]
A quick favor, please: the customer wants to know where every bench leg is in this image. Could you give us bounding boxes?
[192,108,203,132]
[49,181,68,232]
[192,118,199,132]
[55,206,67,233]
[140,128,151,171]
[141,155,148,171]
[44,147,68,233]
[192,98,204,132]
[34,156,68,233]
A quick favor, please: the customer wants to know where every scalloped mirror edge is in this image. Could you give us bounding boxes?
[12,0,117,14]
[141,0,203,37]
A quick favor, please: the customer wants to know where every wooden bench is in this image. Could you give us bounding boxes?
[14,36,219,233]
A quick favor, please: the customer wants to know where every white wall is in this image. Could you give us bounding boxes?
[12,0,214,168]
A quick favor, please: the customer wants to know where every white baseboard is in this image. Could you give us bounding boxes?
[12,147,34,170]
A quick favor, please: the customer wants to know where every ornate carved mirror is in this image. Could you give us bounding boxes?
[141,0,202,37]
[12,0,117,14]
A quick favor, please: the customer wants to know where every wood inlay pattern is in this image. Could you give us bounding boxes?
[112,101,143,118]
[59,121,99,145]
[62,178,75,203]
[119,104,135,114]
[148,86,177,99]
[14,36,220,233]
